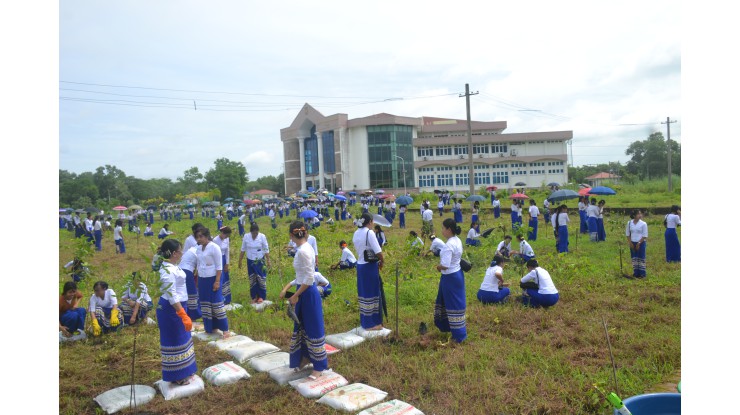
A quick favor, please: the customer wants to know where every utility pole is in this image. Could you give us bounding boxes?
[661,117,677,192]
[460,83,479,194]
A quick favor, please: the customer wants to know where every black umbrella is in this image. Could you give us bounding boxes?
[481,228,495,238]
[85,207,99,213]
[379,275,388,319]
[547,182,561,187]
[514,182,527,187]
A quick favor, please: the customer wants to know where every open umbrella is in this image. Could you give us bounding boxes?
[514,182,527,187]
[284,197,294,201]
[486,186,498,191]
[481,228,495,238]
[578,187,592,196]
[433,189,442,194]
[509,193,529,200]
[85,207,99,213]
[578,183,591,188]
[59,208,69,213]
[348,191,357,196]
[547,189,580,203]
[334,195,347,202]
[75,209,85,214]
[452,193,466,199]
[337,191,346,195]
[467,195,486,202]
[146,205,157,210]
[587,186,616,195]
[306,198,319,202]
[129,205,143,210]
[112,206,128,211]
[396,195,413,206]
[547,182,561,187]
[373,214,392,227]
[307,187,315,192]
[298,210,319,219]
[224,198,234,202]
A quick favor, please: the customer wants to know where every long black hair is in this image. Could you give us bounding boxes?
[158,239,181,259]
[442,218,461,235]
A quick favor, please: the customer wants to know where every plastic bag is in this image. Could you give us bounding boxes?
[202,361,250,386]
[316,383,388,412]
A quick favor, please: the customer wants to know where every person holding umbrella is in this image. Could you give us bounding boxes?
[434,218,467,343]
[238,222,272,304]
[664,205,681,262]
[626,209,648,278]
[352,213,385,331]
[510,199,520,230]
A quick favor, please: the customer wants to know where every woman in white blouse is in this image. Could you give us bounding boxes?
[353,213,386,331]
[519,259,559,308]
[287,221,328,380]
[626,209,648,278]
[195,227,229,336]
[477,255,510,304]
[330,240,357,270]
[156,239,197,385]
[664,205,681,263]
[212,226,232,305]
[434,218,467,343]
[238,222,272,304]
[88,281,121,336]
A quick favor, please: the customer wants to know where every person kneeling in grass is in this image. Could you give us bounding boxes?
[330,240,356,270]
[119,278,153,326]
[60,281,86,337]
[477,255,510,304]
[279,271,332,300]
[519,259,559,308]
[89,281,121,336]
[422,234,445,257]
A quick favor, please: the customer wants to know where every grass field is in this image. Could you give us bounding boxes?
[58,196,681,414]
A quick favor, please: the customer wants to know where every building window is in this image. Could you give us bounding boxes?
[529,170,545,175]
[417,147,434,157]
[492,171,509,184]
[367,125,414,189]
[473,144,489,154]
[437,166,452,171]
[436,173,453,187]
[322,131,335,173]
[435,146,452,156]
[492,163,507,169]
[455,173,469,186]
[491,144,508,154]
[454,145,468,156]
[304,130,318,175]
[474,164,487,170]
[418,174,435,187]
[474,172,490,185]
[511,170,527,176]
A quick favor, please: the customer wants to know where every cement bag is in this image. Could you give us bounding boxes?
[154,375,205,401]
[93,384,156,414]
[59,330,87,343]
[289,369,348,399]
[250,351,290,372]
[225,341,280,364]
[269,364,313,386]
[224,303,243,311]
[193,331,236,342]
[208,335,254,351]
[250,300,274,312]
[350,326,392,339]
[357,399,425,415]
[325,332,365,349]
[316,383,388,412]
[202,361,250,386]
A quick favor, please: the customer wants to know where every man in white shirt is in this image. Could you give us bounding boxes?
[422,204,434,239]
[528,200,540,241]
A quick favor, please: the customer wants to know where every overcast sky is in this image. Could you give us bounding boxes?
[59,0,681,181]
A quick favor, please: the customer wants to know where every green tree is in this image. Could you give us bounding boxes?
[625,132,680,180]
[244,173,284,195]
[177,167,204,194]
[93,165,128,202]
[60,170,99,206]
[204,158,249,199]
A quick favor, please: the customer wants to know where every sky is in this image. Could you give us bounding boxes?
[58,0,681,182]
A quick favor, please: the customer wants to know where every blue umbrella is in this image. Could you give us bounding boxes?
[224,197,234,202]
[298,210,319,219]
[334,195,347,201]
[396,195,413,206]
[547,189,580,203]
[588,186,616,195]
[307,186,315,192]
[348,191,357,196]
[467,195,486,202]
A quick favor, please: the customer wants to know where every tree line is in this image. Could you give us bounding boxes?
[59,157,285,208]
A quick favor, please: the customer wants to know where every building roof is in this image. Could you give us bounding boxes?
[246,189,278,195]
[585,172,620,179]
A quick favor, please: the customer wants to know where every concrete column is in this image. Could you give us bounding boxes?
[316,132,325,189]
[298,136,306,191]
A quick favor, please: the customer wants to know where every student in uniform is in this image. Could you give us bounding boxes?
[398,204,407,228]
[238,211,247,237]
[408,230,425,255]
[238,222,272,304]
[84,213,94,244]
[543,198,551,224]
[353,213,385,331]
[212,226,232,305]
[89,281,121,336]
[578,197,589,234]
[330,240,357,270]
[423,234,446,257]
[374,224,387,247]
[59,281,86,338]
[471,201,480,225]
[280,271,332,300]
[156,239,198,385]
[465,222,481,247]
[119,280,152,326]
[437,199,445,217]
[178,244,202,321]
[492,197,501,219]
[597,200,607,241]
[421,204,434,239]
[554,204,570,253]
[73,212,84,238]
[144,223,154,237]
[586,197,600,242]
[434,218,467,343]
[477,255,510,304]
[183,223,204,253]
[512,234,536,263]
[113,219,125,254]
[528,200,540,241]
[495,235,513,258]
[158,224,174,239]
[195,227,230,337]
[454,199,463,223]
[664,205,681,262]
[286,221,329,380]
[519,259,559,308]
[626,209,648,278]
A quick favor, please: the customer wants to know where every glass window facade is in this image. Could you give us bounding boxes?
[322,131,335,173]
[304,126,318,175]
[492,171,509,184]
[367,125,414,189]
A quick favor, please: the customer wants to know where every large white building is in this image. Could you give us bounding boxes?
[280,103,572,195]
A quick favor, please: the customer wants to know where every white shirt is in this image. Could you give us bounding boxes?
[492,200,500,208]
[422,209,433,221]
[241,232,270,260]
[145,226,152,234]
[586,204,600,218]
[497,240,512,253]
[239,214,246,225]
[307,235,318,256]
[84,218,93,231]
[269,210,275,219]
[340,247,357,263]
[543,199,550,209]
[113,226,123,240]
[430,237,445,253]
[411,236,424,248]
[178,246,198,272]
[183,234,197,253]
[353,227,382,265]
[437,200,444,209]
[89,288,117,312]
[519,240,535,257]
[73,215,81,225]
[290,271,329,287]
[578,202,586,212]
[665,213,681,229]
[521,267,558,295]
[159,261,188,305]
[159,228,173,237]
[529,205,540,218]
[626,219,648,243]
[93,221,102,231]
[480,265,503,292]
[554,212,570,227]
[196,241,223,277]
[121,285,152,304]
[439,235,463,274]
[467,228,480,239]
[293,242,316,286]
[213,235,230,264]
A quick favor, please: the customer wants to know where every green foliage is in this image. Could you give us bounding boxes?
[204,158,249,199]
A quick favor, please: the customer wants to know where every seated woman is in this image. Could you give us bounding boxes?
[88,281,121,336]
[408,230,424,255]
[465,222,481,246]
[158,223,174,239]
[144,223,154,237]
[63,257,89,282]
[477,255,510,304]
[519,259,559,308]
[279,271,332,299]
[59,281,86,337]
[119,278,153,326]
[495,235,513,258]
[330,240,357,270]
[374,224,387,247]
[423,234,446,257]
[512,234,536,263]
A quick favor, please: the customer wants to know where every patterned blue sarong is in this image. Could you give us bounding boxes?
[289,284,328,371]
[434,270,467,342]
[183,269,202,320]
[156,298,197,382]
[221,254,231,305]
[197,276,229,333]
[357,263,383,329]
[665,228,680,262]
[248,258,267,301]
